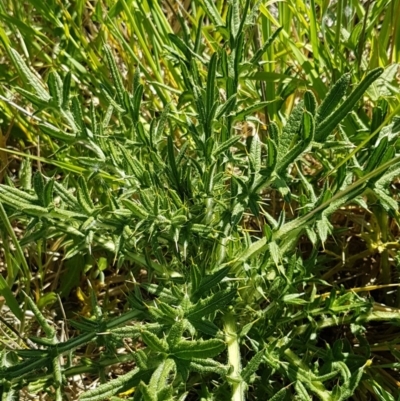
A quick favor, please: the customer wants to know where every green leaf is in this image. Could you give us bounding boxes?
[268,387,289,401]
[250,26,283,65]
[39,123,76,141]
[202,0,225,27]
[0,274,23,321]
[206,53,218,120]
[76,176,95,214]
[276,111,314,174]
[241,350,264,382]
[212,135,240,158]
[315,68,383,141]
[148,358,176,393]
[279,101,304,157]
[188,358,228,375]
[215,94,237,119]
[104,44,126,108]
[234,100,277,121]
[141,330,169,353]
[304,90,317,115]
[316,73,350,125]
[140,382,157,401]
[47,70,63,108]
[189,319,219,336]
[121,199,149,219]
[172,339,225,360]
[24,292,55,338]
[187,289,236,320]
[9,47,50,101]
[80,368,147,401]
[166,320,185,349]
[192,266,231,299]
[62,71,72,109]
[33,171,45,206]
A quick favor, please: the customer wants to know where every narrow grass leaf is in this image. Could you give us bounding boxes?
[0,275,23,321]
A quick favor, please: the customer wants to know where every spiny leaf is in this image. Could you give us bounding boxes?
[172,339,225,360]
[76,176,95,214]
[79,368,147,401]
[187,288,236,320]
[234,100,278,121]
[192,266,231,299]
[9,47,50,101]
[166,320,185,349]
[141,330,169,353]
[315,68,383,141]
[250,26,283,65]
[206,53,218,120]
[121,199,149,219]
[47,70,63,108]
[104,44,126,108]
[316,73,350,125]
[202,0,225,27]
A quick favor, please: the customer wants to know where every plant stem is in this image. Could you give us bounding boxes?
[224,312,244,401]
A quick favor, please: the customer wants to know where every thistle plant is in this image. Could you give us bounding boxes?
[0,1,399,400]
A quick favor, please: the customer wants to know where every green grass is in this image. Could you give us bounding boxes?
[0,0,400,400]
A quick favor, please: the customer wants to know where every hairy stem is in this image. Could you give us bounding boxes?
[224,312,244,401]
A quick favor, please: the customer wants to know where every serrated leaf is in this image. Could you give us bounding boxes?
[192,266,231,299]
[187,289,236,320]
[104,44,125,108]
[79,368,146,401]
[9,47,50,101]
[276,112,314,174]
[148,358,176,393]
[215,94,237,120]
[315,68,383,141]
[166,320,185,349]
[33,171,45,206]
[316,73,350,125]
[212,135,240,158]
[268,387,289,401]
[121,199,149,219]
[250,27,283,65]
[279,101,304,157]
[62,71,72,109]
[249,133,261,173]
[39,123,76,141]
[189,319,219,336]
[77,176,94,214]
[202,0,225,27]
[206,53,218,120]
[188,358,228,375]
[47,70,63,108]
[141,330,169,353]
[172,339,225,360]
[234,100,276,121]
[241,350,264,382]
[304,90,317,115]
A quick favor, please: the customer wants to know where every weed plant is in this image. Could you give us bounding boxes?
[0,1,400,400]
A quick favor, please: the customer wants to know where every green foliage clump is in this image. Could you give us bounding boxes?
[0,0,399,400]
